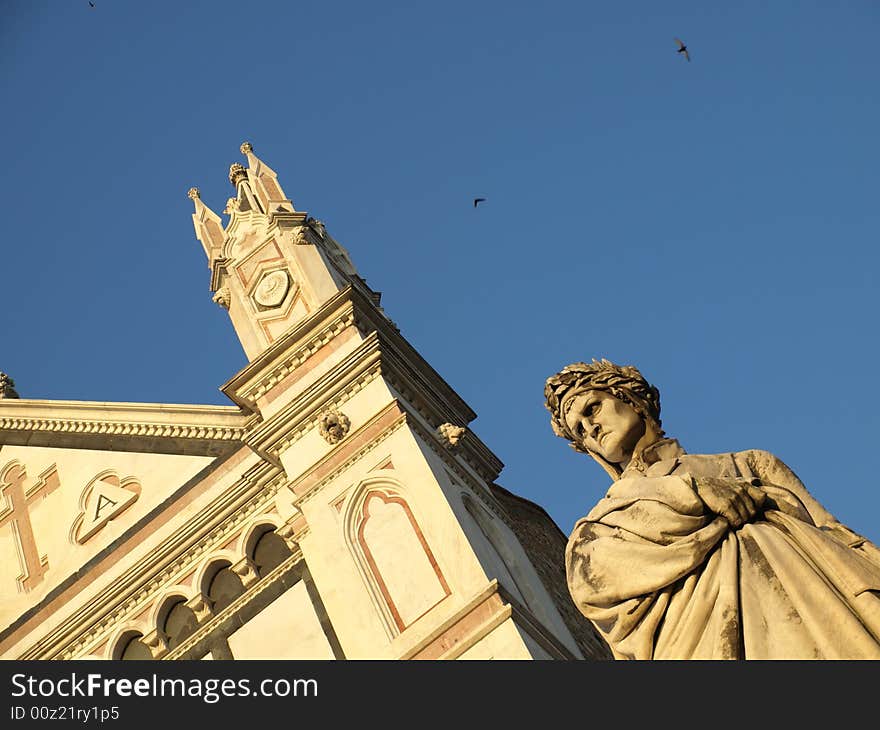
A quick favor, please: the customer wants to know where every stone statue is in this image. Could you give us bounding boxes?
[544,359,880,659]
[0,372,19,399]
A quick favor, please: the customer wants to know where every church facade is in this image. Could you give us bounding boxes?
[0,144,610,660]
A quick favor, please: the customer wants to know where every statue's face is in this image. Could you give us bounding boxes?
[563,389,646,465]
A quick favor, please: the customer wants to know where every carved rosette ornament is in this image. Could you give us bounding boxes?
[212,287,231,310]
[0,372,19,399]
[252,270,290,309]
[318,409,351,444]
[437,423,466,449]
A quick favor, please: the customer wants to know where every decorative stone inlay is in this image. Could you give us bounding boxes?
[212,287,231,310]
[252,270,290,309]
[318,409,350,445]
[437,423,466,449]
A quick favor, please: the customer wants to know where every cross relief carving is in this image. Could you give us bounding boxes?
[0,461,60,592]
[1,460,142,593]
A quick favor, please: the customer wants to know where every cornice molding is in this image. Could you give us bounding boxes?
[496,583,580,660]
[221,292,358,410]
[401,405,511,529]
[244,334,384,463]
[0,400,254,456]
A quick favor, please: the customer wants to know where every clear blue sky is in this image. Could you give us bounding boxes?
[2,1,878,544]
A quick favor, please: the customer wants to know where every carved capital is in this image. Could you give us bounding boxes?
[230,557,260,589]
[276,522,302,552]
[318,409,350,445]
[185,593,215,624]
[437,423,466,449]
[141,628,168,659]
[212,287,231,310]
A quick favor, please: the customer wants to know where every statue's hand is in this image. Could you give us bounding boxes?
[692,476,766,528]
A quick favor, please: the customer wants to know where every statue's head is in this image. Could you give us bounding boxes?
[544,359,663,479]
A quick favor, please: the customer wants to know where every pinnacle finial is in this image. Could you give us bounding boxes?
[229,163,247,186]
[240,141,253,155]
[187,187,200,200]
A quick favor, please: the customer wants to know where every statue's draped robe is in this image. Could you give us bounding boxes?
[565,440,880,659]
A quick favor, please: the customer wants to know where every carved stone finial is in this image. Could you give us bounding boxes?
[240,141,253,155]
[437,423,466,449]
[212,287,231,310]
[229,162,247,186]
[187,187,200,200]
[0,372,19,399]
[318,409,351,445]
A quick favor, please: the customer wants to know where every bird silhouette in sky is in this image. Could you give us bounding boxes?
[675,38,690,62]
[89,1,95,6]
[473,197,486,208]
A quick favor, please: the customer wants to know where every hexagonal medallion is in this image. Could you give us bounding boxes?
[252,270,291,309]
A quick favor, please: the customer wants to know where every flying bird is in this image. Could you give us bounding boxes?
[674,38,690,62]
[473,197,486,208]
[89,1,95,6]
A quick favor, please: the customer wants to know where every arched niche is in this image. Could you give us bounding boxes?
[113,631,153,661]
[344,478,450,636]
[201,560,246,614]
[244,523,293,578]
[160,598,199,650]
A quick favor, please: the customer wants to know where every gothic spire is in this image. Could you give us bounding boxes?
[237,141,294,216]
[187,187,226,264]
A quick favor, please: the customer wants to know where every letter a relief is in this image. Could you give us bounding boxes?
[0,460,61,592]
[72,471,140,544]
